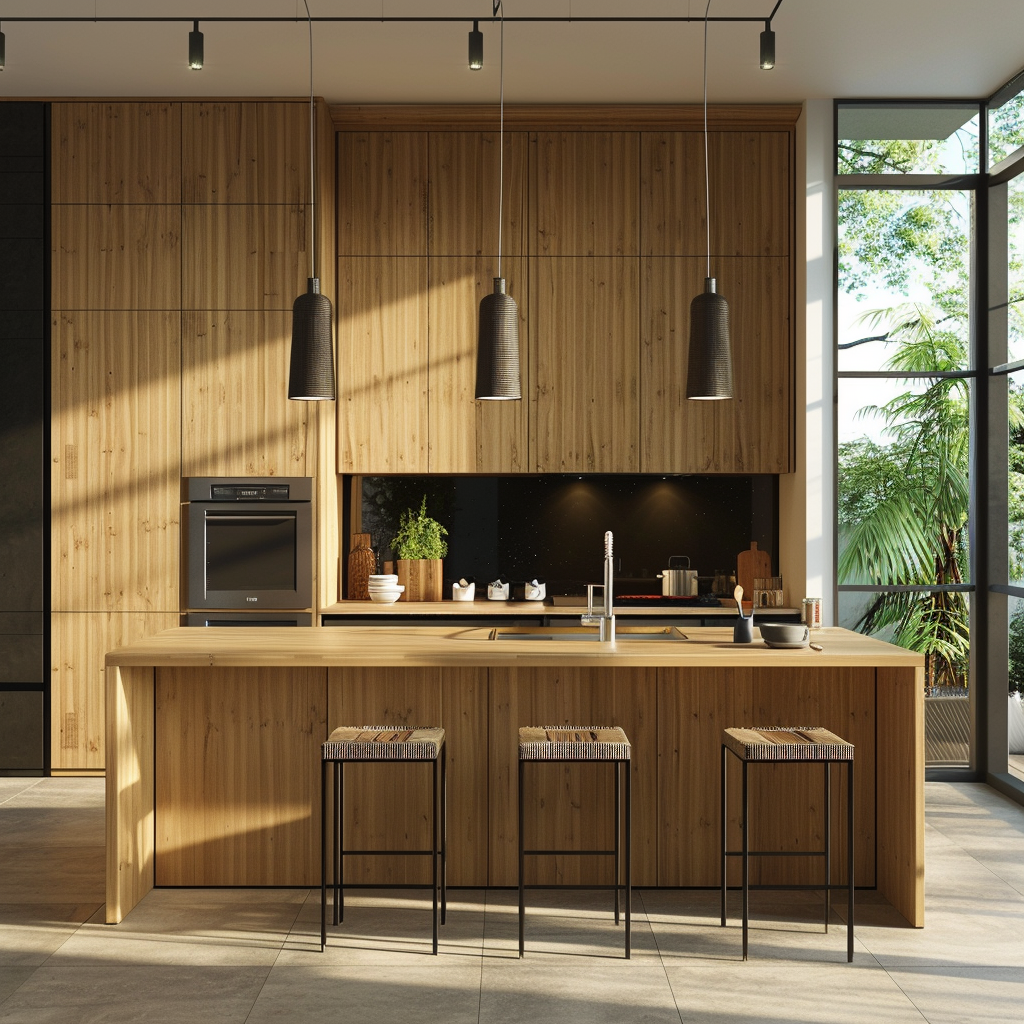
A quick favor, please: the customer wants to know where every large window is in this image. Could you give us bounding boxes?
[836,104,980,768]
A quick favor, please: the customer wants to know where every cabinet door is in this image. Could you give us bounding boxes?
[337,132,426,256]
[181,311,311,478]
[532,258,639,472]
[641,256,791,473]
[337,256,428,473]
[641,131,791,257]
[427,256,529,473]
[51,311,181,613]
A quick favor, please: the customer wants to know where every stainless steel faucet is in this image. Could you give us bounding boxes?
[581,531,615,643]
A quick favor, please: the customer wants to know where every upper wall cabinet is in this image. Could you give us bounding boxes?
[338,132,427,256]
[532,132,640,257]
[428,132,529,258]
[182,102,309,205]
[641,131,791,257]
[53,102,181,204]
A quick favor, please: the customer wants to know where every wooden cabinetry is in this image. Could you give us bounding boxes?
[333,109,795,476]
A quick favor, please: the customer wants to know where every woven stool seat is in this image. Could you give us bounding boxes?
[723,727,854,763]
[323,726,445,761]
[518,726,631,761]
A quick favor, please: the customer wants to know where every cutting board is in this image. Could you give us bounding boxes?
[736,542,771,605]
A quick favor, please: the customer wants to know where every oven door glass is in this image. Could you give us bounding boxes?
[205,513,297,591]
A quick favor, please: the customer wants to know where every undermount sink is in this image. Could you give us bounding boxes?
[487,625,689,642]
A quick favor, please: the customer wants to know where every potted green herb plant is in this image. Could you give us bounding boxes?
[391,495,448,601]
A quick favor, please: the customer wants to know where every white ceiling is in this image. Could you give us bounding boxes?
[0,1,1022,107]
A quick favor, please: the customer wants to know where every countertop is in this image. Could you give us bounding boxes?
[106,625,923,670]
[320,600,800,617]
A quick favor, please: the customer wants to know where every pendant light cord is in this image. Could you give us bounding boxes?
[496,0,505,280]
[304,0,316,281]
[703,0,711,280]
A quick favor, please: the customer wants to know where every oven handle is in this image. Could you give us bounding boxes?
[203,514,295,523]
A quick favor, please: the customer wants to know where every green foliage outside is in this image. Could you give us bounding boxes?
[390,495,449,561]
[837,112,1024,691]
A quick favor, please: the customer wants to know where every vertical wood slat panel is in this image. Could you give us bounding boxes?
[337,132,427,256]
[181,204,309,310]
[181,311,310,478]
[641,256,792,473]
[326,667,488,887]
[52,205,181,311]
[532,257,639,472]
[181,101,309,205]
[532,132,639,256]
[428,131,529,257]
[488,667,658,887]
[51,311,181,613]
[657,666,875,888]
[52,612,177,771]
[52,102,181,205]
[641,131,791,257]
[336,256,429,473]
[154,667,327,886]
[427,256,530,473]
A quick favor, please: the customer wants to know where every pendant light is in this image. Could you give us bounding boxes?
[288,0,336,401]
[188,21,203,70]
[468,20,483,70]
[686,0,733,401]
[475,0,521,402]
[759,21,776,70]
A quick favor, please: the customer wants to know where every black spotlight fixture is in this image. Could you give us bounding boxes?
[475,1,521,401]
[188,20,203,70]
[288,1,336,401]
[0,23,5,72]
[469,20,483,70]
[686,0,733,401]
[760,21,775,70]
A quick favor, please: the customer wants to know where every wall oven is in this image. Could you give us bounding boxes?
[185,477,313,615]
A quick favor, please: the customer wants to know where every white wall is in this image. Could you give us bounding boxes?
[779,99,835,624]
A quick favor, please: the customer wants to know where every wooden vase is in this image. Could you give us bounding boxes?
[396,558,443,602]
[347,533,376,601]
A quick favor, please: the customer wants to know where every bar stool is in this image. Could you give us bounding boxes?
[518,726,632,959]
[320,726,447,953]
[721,726,854,962]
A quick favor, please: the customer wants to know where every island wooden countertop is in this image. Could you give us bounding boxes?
[106,625,923,670]
[320,599,801,617]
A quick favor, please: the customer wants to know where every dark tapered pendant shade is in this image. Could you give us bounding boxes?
[476,277,521,400]
[469,20,483,69]
[188,21,204,70]
[760,25,776,70]
[686,277,733,400]
[288,277,336,401]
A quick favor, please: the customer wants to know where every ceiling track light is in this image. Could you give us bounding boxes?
[475,0,521,402]
[469,20,483,70]
[188,20,203,70]
[288,1,336,402]
[686,0,733,402]
[760,21,775,70]
[0,22,6,71]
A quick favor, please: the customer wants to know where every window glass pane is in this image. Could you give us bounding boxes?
[1010,595,1024,781]
[839,589,970,767]
[838,104,979,175]
[1009,175,1024,363]
[989,83,1024,168]
[838,377,971,586]
[838,190,971,372]
[1010,370,1024,587]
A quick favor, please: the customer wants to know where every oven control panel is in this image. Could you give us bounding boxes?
[210,484,291,501]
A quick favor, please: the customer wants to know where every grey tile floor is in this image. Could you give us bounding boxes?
[1,778,1023,1023]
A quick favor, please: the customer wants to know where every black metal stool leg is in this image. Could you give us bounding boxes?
[432,757,439,955]
[614,760,621,925]
[441,742,448,926]
[624,759,632,960]
[825,761,831,933]
[334,762,343,925]
[741,758,749,961]
[518,759,525,958]
[720,744,728,927]
[848,760,855,962]
[321,757,328,950]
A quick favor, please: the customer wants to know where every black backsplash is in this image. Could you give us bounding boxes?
[358,475,777,596]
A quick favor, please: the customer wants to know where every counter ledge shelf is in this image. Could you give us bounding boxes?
[104,625,924,932]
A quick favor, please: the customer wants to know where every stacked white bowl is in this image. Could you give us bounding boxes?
[367,574,404,604]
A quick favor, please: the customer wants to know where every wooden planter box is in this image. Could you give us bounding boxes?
[397,558,443,602]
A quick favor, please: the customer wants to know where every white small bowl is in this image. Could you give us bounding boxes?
[369,589,403,604]
[368,574,398,584]
[368,583,403,593]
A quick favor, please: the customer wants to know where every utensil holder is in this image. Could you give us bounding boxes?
[733,616,753,643]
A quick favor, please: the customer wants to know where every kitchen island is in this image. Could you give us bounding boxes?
[105,626,924,927]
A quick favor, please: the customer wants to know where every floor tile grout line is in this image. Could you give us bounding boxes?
[639,890,687,1024]
[0,779,45,807]
[881,965,938,1024]
[923,820,1024,900]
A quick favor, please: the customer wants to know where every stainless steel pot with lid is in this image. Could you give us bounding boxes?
[657,556,698,596]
